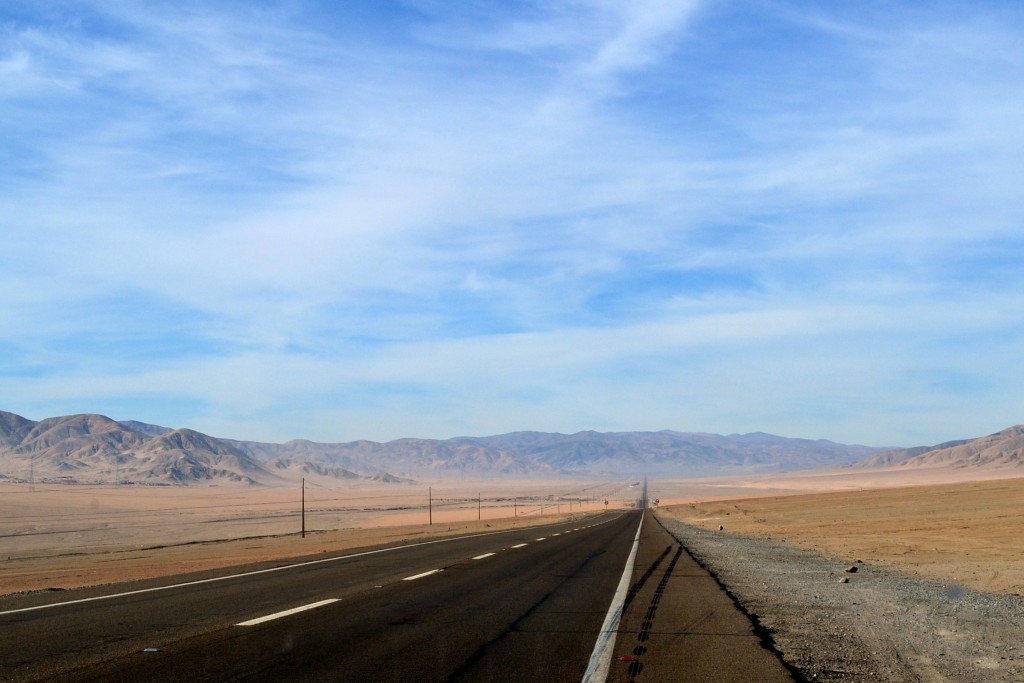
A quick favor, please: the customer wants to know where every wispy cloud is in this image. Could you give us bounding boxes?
[2,1,1023,445]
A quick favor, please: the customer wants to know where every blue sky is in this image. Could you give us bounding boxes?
[2,1,1023,446]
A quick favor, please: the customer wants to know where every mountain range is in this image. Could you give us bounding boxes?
[0,412,402,487]
[1,410,1022,486]
[854,425,1024,470]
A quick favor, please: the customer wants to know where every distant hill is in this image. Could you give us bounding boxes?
[0,411,405,487]
[227,437,563,478]
[0,409,896,485]
[27,409,1024,486]
[0,411,37,448]
[117,420,173,437]
[854,439,973,468]
[856,426,1024,471]
[224,430,882,479]
[457,430,883,476]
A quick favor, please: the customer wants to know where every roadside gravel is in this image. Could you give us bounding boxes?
[657,514,1024,682]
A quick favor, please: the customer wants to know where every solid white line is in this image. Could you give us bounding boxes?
[236,598,338,627]
[581,512,644,683]
[0,516,624,618]
[511,543,528,549]
[403,569,441,581]
[472,553,495,560]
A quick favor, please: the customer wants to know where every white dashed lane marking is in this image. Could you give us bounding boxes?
[236,599,339,627]
[472,553,496,560]
[511,543,528,548]
[403,569,441,581]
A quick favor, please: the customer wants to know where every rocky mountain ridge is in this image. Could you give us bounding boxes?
[0,412,394,487]
[4,409,1022,486]
[856,425,1024,470]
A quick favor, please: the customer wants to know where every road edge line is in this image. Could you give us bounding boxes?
[581,511,644,683]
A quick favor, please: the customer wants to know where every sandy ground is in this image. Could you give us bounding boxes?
[653,469,1024,682]
[658,516,1024,682]
[657,473,1024,596]
[4,468,1023,599]
[0,479,638,595]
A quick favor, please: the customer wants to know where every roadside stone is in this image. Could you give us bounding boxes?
[657,514,1024,683]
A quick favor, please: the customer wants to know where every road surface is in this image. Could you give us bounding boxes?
[0,511,795,682]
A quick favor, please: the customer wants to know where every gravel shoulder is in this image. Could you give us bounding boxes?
[657,513,1024,682]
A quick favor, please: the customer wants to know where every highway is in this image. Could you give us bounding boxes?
[0,512,641,681]
[0,510,796,682]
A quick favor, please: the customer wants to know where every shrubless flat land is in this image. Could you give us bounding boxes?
[0,479,636,595]
[659,475,1024,595]
[3,472,1023,597]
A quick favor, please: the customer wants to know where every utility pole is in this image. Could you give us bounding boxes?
[429,487,432,525]
[301,477,305,538]
[514,497,517,517]
[478,492,481,521]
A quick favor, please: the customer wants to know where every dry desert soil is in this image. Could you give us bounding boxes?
[0,479,634,594]
[658,475,1024,596]
[3,472,1023,682]
[655,473,1024,682]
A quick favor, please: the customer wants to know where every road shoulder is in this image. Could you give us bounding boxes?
[610,514,795,682]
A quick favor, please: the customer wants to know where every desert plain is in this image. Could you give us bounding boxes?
[0,479,639,595]
[2,468,1022,598]
[657,472,1024,596]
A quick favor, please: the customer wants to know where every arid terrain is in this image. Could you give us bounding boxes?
[6,411,1023,602]
[658,473,1024,595]
[0,479,638,595]
[655,473,1024,682]
[4,467,1023,599]
[4,467,1023,681]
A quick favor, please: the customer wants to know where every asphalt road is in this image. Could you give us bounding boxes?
[0,512,640,682]
[1,510,797,682]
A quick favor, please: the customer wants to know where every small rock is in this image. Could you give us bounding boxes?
[840,577,850,584]
[845,565,858,573]
[719,525,724,531]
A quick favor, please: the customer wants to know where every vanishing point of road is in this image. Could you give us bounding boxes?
[0,511,795,682]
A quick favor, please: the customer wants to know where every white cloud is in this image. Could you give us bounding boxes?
[3,1,1024,445]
